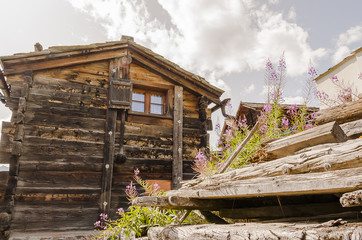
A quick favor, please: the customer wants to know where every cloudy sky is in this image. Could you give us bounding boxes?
[0,0,362,147]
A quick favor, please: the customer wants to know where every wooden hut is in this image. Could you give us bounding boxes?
[0,36,224,235]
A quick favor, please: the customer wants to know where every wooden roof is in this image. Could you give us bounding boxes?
[234,102,319,121]
[0,37,224,104]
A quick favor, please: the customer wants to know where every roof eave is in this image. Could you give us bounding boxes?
[315,46,362,82]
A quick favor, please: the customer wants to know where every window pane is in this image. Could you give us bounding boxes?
[132,102,145,112]
[151,95,162,104]
[132,92,145,102]
[150,104,162,114]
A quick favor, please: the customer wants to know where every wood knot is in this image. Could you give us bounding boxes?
[282,164,293,174]
[324,163,332,171]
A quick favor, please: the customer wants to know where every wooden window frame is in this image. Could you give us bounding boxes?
[130,80,173,118]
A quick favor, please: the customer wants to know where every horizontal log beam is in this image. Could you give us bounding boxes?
[2,48,128,76]
[181,139,362,190]
[132,196,231,210]
[147,222,362,240]
[266,121,347,160]
[167,167,362,199]
[315,98,362,125]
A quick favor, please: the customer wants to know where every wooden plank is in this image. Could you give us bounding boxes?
[133,196,231,210]
[17,171,102,188]
[27,89,107,109]
[2,48,127,76]
[127,114,173,127]
[131,52,221,104]
[16,187,101,195]
[340,190,362,207]
[25,111,106,130]
[130,63,173,87]
[340,119,362,139]
[172,86,183,189]
[183,139,362,189]
[124,145,173,159]
[266,121,347,160]
[167,167,362,199]
[315,98,362,125]
[125,122,173,137]
[147,222,362,240]
[22,136,104,157]
[19,161,103,172]
[24,125,104,143]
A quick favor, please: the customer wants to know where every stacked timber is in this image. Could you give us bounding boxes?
[133,100,362,239]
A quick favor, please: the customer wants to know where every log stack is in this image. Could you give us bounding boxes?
[133,100,362,239]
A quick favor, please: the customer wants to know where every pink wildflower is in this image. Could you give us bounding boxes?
[263,104,272,113]
[117,208,124,215]
[281,117,290,129]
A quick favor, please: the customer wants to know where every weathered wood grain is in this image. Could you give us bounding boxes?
[173,85,183,189]
[167,167,362,199]
[266,121,347,160]
[182,139,362,190]
[3,48,127,76]
[340,119,362,139]
[25,111,106,130]
[24,125,104,143]
[99,60,120,214]
[147,222,362,240]
[315,98,362,125]
[340,190,362,207]
[17,171,101,188]
[22,136,104,157]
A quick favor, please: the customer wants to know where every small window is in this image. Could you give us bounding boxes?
[131,89,165,115]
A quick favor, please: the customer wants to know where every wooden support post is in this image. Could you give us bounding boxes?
[100,58,122,214]
[100,109,117,214]
[199,210,229,224]
[172,86,183,189]
[218,121,260,173]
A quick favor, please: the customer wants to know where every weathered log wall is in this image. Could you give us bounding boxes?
[2,61,109,231]
[109,63,209,215]
[0,60,208,230]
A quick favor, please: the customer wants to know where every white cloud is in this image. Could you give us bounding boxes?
[67,0,325,90]
[288,7,296,21]
[268,0,279,5]
[337,25,362,47]
[283,96,304,105]
[245,83,255,93]
[333,25,362,64]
